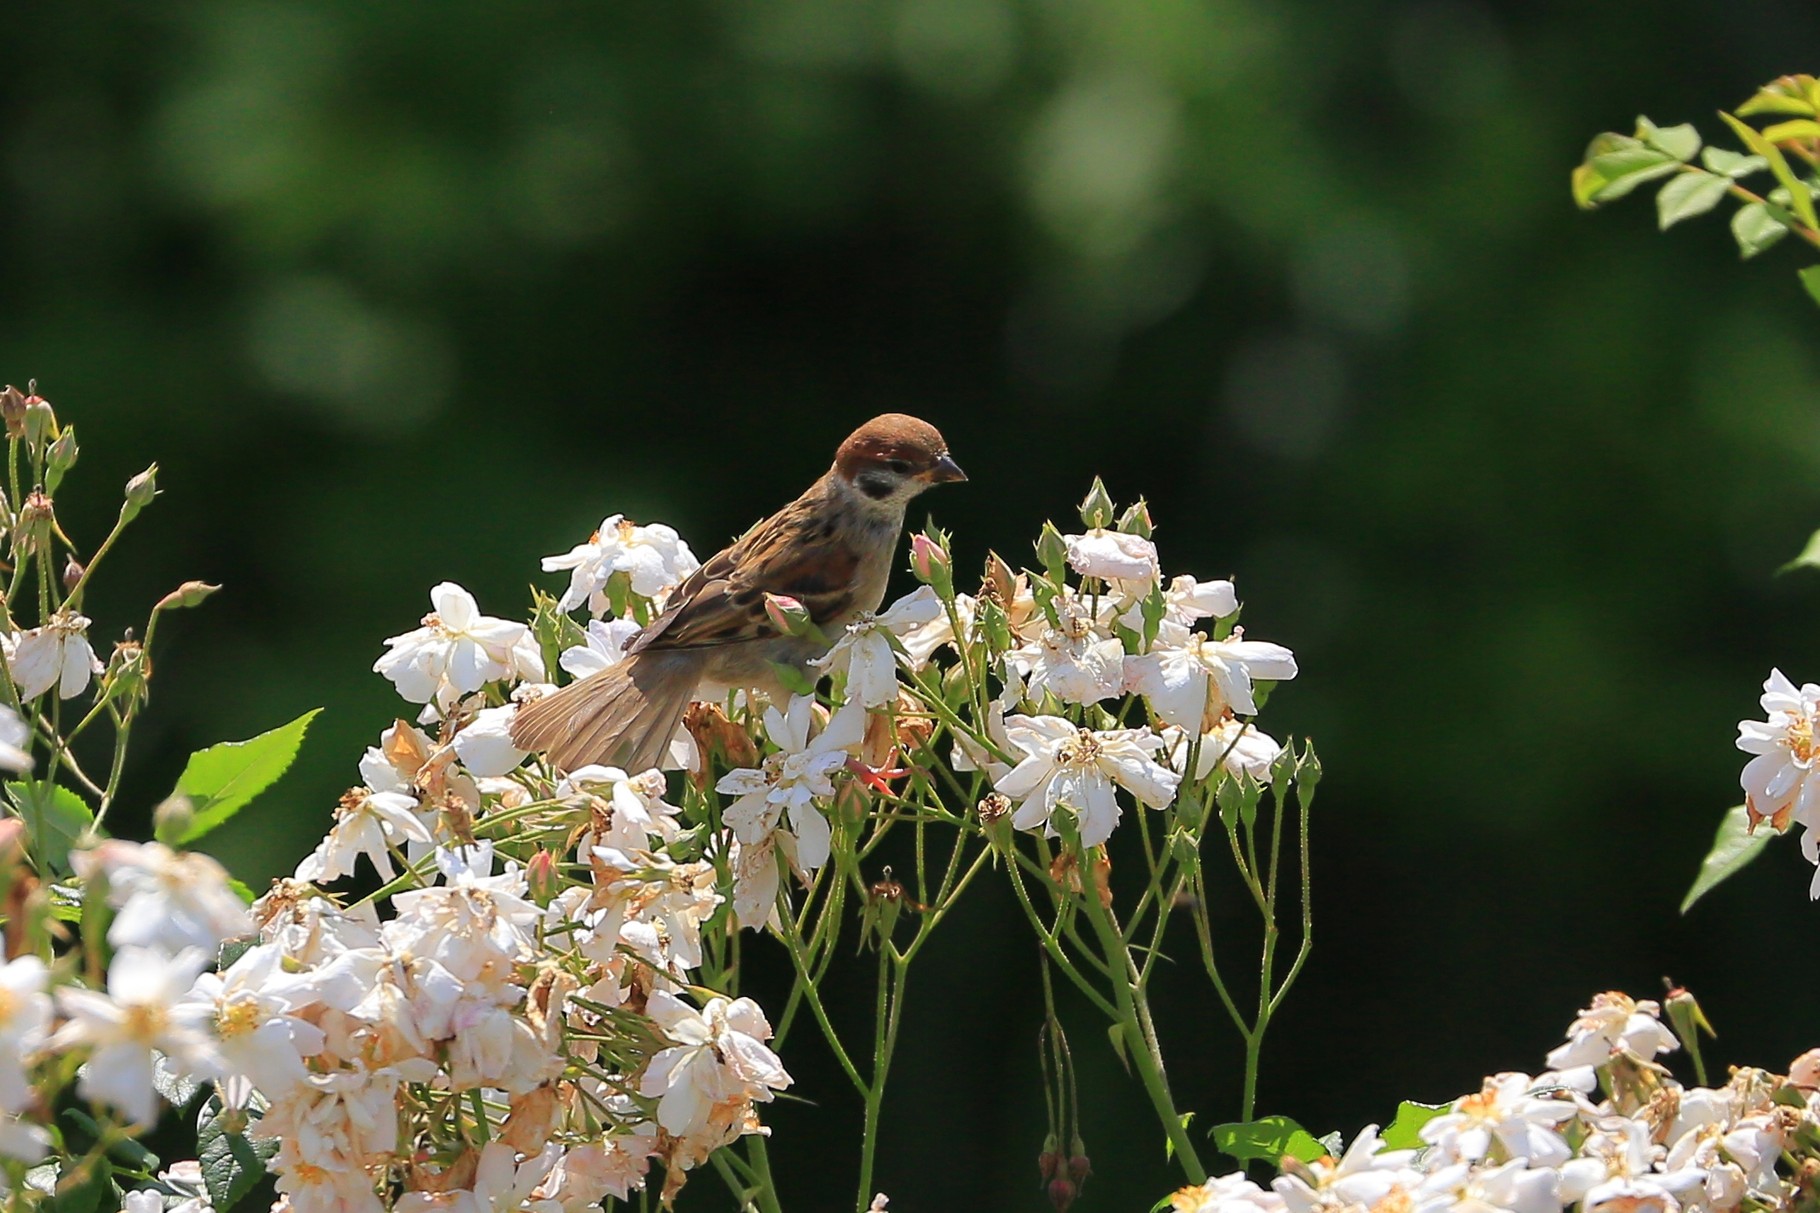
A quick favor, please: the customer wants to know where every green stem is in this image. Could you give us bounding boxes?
[1075,849,1206,1183]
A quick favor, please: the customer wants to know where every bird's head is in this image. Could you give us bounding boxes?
[833,414,966,510]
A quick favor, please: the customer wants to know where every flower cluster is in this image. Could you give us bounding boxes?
[9,425,1315,1212]
[1173,991,1812,1213]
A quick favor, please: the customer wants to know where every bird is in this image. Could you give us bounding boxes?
[511,413,966,774]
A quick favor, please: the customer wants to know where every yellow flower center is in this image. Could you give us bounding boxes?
[1055,729,1102,768]
[1789,711,1818,763]
[217,995,262,1039]
[122,1001,169,1044]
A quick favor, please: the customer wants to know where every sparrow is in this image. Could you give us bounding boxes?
[511,413,966,773]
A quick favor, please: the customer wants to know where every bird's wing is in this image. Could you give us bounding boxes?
[627,491,859,655]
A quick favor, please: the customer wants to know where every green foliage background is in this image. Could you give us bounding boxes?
[9,2,1820,1206]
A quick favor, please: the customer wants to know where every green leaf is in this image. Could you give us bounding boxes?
[1720,111,1820,234]
[1380,1100,1450,1150]
[198,1096,278,1213]
[47,1156,111,1213]
[1731,201,1790,258]
[1801,266,1820,310]
[1212,1116,1328,1166]
[1106,1022,1130,1074]
[1584,145,1680,203]
[1637,117,1701,163]
[1780,527,1820,573]
[1700,147,1767,178]
[1656,171,1730,229]
[1762,119,1820,144]
[1681,804,1773,914]
[174,709,321,844]
[1738,77,1820,119]
[7,781,94,873]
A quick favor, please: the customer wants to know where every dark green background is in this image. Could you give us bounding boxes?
[9,2,1820,1207]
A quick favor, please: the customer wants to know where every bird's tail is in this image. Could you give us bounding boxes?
[510,653,696,774]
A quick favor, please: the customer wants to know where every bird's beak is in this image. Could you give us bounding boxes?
[929,453,968,484]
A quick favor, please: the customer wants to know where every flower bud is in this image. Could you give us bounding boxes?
[1295,740,1323,808]
[982,550,1017,603]
[1077,477,1115,529]
[44,426,77,493]
[1035,522,1068,582]
[62,557,84,592]
[1037,1136,1063,1182]
[910,532,954,598]
[1046,1177,1077,1211]
[152,795,195,846]
[763,592,815,638]
[526,848,561,908]
[121,463,159,522]
[1117,498,1152,537]
[1062,1136,1092,1180]
[0,386,26,438]
[22,398,54,448]
[155,580,222,611]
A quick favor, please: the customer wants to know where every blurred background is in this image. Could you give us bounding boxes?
[8,1,1820,1206]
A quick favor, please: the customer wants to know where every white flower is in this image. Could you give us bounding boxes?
[1419,1072,1577,1166]
[52,946,218,1125]
[1270,1125,1420,1213]
[374,582,528,710]
[396,1142,562,1213]
[294,786,435,883]
[1412,1159,1562,1213]
[543,515,700,616]
[639,991,791,1136]
[1119,574,1239,641]
[177,942,326,1109]
[1737,669,1820,837]
[717,699,864,922]
[565,765,681,852]
[1064,528,1160,585]
[8,610,100,700]
[814,587,942,708]
[1164,719,1284,783]
[995,715,1180,846]
[558,617,643,680]
[72,840,251,955]
[1169,1171,1284,1213]
[1125,629,1298,728]
[1545,992,1678,1072]
[452,704,528,777]
[1005,594,1125,706]
[0,956,50,1114]
[0,706,30,772]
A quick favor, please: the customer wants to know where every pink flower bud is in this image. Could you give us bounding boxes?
[1047,1177,1077,1211]
[910,533,949,582]
[527,848,561,907]
[763,592,814,636]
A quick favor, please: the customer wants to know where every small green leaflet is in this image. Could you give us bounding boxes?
[1655,172,1729,230]
[198,1096,279,1212]
[1380,1100,1450,1150]
[1211,1116,1328,1166]
[1780,526,1820,574]
[6,781,94,873]
[1681,804,1772,914]
[175,709,321,844]
[1800,266,1820,311]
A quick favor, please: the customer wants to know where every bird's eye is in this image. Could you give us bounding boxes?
[884,458,913,475]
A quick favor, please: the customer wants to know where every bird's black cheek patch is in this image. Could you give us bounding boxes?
[856,471,897,500]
